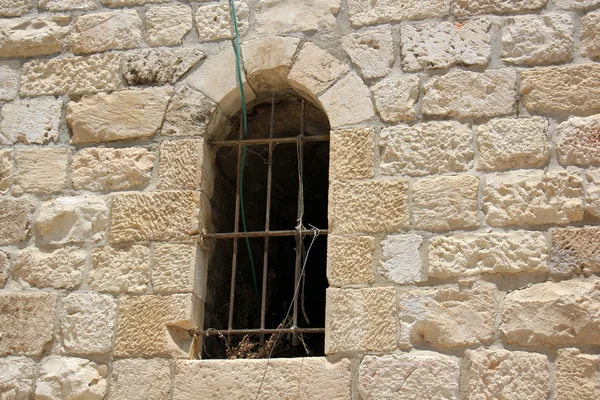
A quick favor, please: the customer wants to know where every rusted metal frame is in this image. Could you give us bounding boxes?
[192,328,325,336]
[201,229,329,240]
[210,135,329,147]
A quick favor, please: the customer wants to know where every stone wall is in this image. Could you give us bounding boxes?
[1,0,600,399]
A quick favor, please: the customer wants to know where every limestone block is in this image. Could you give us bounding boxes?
[288,42,348,97]
[108,359,171,400]
[483,170,584,227]
[412,175,479,231]
[556,114,600,166]
[581,11,600,59]
[556,348,600,400]
[0,197,35,245]
[319,72,374,128]
[67,88,172,144]
[0,292,56,356]
[0,0,32,17]
[398,285,496,348]
[429,231,548,279]
[153,243,196,293]
[159,139,209,191]
[0,149,11,194]
[123,49,204,86]
[550,226,600,276]
[330,128,374,180]
[0,97,62,145]
[401,19,491,71]
[71,147,155,191]
[347,0,451,27]
[423,69,516,118]
[380,121,473,176]
[327,235,374,286]
[115,294,196,357]
[555,0,600,10]
[110,191,201,243]
[371,75,419,123]
[455,0,548,16]
[60,292,117,355]
[0,64,18,100]
[20,54,122,96]
[146,4,193,47]
[71,10,143,55]
[173,358,351,400]
[329,179,409,234]
[326,287,396,353]
[37,196,109,245]
[241,36,300,92]
[88,245,150,294]
[477,117,549,171]
[380,234,424,284]
[0,250,7,288]
[359,354,460,399]
[39,0,98,11]
[195,1,248,42]
[521,64,600,116]
[501,280,600,346]
[36,356,107,400]
[465,348,550,400]
[255,0,341,34]
[585,170,600,218]
[502,14,573,65]
[14,247,86,290]
[101,0,170,6]
[341,30,393,79]
[0,15,70,58]
[13,148,68,195]
[162,85,224,138]
[0,357,36,399]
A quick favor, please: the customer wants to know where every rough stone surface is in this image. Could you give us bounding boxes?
[0,251,7,288]
[380,121,473,176]
[554,0,600,10]
[429,231,548,279]
[326,287,396,353]
[0,148,11,194]
[108,359,172,400]
[241,36,300,92]
[37,196,109,245]
[398,285,497,348]
[359,354,460,400]
[585,170,600,218]
[466,348,550,400]
[329,179,409,234]
[195,1,249,42]
[0,292,56,356]
[88,245,150,294]
[483,170,584,227]
[0,15,70,58]
[153,243,196,293]
[581,10,600,59]
[0,97,62,145]
[159,139,208,190]
[0,357,37,400]
[501,279,600,346]
[371,75,419,123]
[71,10,143,55]
[288,42,348,97]
[255,0,341,34]
[477,117,550,171]
[146,4,193,47]
[60,292,117,355]
[319,72,374,128]
[556,348,600,400]
[36,356,107,400]
[0,0,32,17]
[401,19,491,71]
[71,148,155,191]
[67,88,172,144]
[39,0,98,11]
[14,247,86,290]
[327,235,374,286]
[455,0,548,16]
[0,64,18,100]
[101,0,170,6]
[0,197,35,245]
[380,234,424,284]
[347,0,451,27]
[341,30,394,79]
[330,128,374,180]
[556,114,600,166]
[161,85,221,137]
[13,148,69,195]
[551,226,600,276]
[123,49,204,86]
[412,175,480,231]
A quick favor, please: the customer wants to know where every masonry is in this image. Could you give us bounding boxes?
[1,0,600,399]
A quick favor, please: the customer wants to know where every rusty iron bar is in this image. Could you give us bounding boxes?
[209,135,329,147]
[201,229,328,240]
[192,328,325,336]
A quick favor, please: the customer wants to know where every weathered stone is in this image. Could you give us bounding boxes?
[0,148,11,194]
[581,10,600,59]
[371,75,419,123]
[159,139,210,191]
[123,49,204,86]
[329,179,409,234]
[0,292,56,356]
[101,0,169,6]
[455,0,548,16]
[401,19,491,71]
[466,348,550,400]
[585,170,600,218]
[501,279,600,346]
[0,357,36,399]
[39,0,98,11]
[0,251,7,288]
[13,148,69,195]
[108,359,171,400]
[115,294,196,357]
[423,69,516,118]
[71,10,143,55]
[380,121,473,176]
[67,88,172,144]
[37,196,109,245]
[0,97,62,145]
[36,356,107,400]
[483,170,584,227]
[146,4,193,47]
[88,245,150,294]
[341,30,393,79]
[0,197,35,245]
[380,234,424,284]
[330,128,374,180]
[0,64,18,100]
[319,72,374,128]
[430,231,548,279]
[173,358,351,400]
[0,0,32,17]
[556,348,600,400]
[72,148,155,191]
[551,226,600,276]
[327,235,374,286]
[326,287,396,353]
[0,15,70,58]
[195,1,249,42]
[14,247,85,290]
[289,42,348,98]
[521,64,600,116]
[347,0,451,27]
[162,85,223,138]
[398,285,496,348]
[153,243,196,293]
[556,114,600,166]
[255,0,341,33]
[359,354,460,399]
[60,292,117,355]
[20,54,121,96]
[554,0,600,10]
[241,36,300,92]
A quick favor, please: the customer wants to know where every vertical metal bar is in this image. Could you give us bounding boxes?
[292,99,305,337]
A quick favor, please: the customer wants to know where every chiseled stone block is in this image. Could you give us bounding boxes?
[347,0,451,27]
[13,148,69,195]
[88,245,150,294]
[288,42,348,97]
[0,148,12,194]
[554,0,600,10]
[159,139,210,191]
[123,49,204,86]
[327,235,374,286]
[0,64,18,101]
[556,348,600,400]
[341,30,394,79]
[455,0,548,16]
[36,356,107,400]
[581,10,600,59]
[153,243,197,293]
[241,36,300,92]
[0,15,70,58]
[551,226,600,276]
[195,1,249,42]
[556,114,600,166]
[371,75,419,123]
[162,85,223,138]
[319,72,375,128]
[0,97,62,145]
[146,4,193,47]
[380,234,424,284]
[0,197,35,245]
[101,0,169,5]
[0,357,37,399]
[71,10,143,54]
[108,359,172,400]
[330,128,374,180]
[585,170,600,218]
[0,250,8,288]
[14,247,86,290]
[255,0,340,34]
[0,0,33,17]
[39,0,98,11]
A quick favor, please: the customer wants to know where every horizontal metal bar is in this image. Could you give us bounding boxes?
[191,328,325,336]
[209,134,330,147]
[201,229,328,240]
